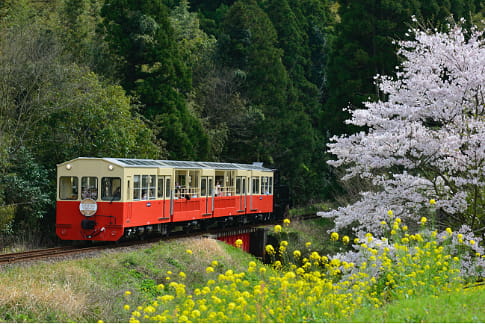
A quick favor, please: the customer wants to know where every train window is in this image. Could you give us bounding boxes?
[141,175,148,200]
[101,177,121,201]
[81,177,98,200]
[157,177,164,198]
[236,177,241,195]
[165,178,171,198]
[133,175,141,200]
[261,176,273,194]
[149,175,156,199]
[201,177,207,196]
[59,176,78,200]
[252,177,260,194]
[208,177,213,196]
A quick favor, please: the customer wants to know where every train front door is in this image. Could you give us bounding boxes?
[201,176,213,216]
[157,176,171,221]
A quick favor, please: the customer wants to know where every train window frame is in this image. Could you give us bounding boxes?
[133,175,141,200]
[149,175,156,199]
[101,177,122,201]
[165,178,171,199]
[236,177,241,195]
[81,176,98,200]
[260,176,273,195]
[252,177,260,194]
[59,176,79,200]
[157,176,164,199]
[208,177,213,196]
[201,177,207,196]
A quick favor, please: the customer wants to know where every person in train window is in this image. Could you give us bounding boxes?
[142,190,147,200]
[175,183,181,198]
[113,187,121,199]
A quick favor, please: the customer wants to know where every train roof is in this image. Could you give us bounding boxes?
[59,157,273,172]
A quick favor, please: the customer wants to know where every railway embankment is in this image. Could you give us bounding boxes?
[0,217,483,322]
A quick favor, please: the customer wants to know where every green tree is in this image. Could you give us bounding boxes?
[58,0,114,75]
[219,0,288,163]
[0,0,160,241]
[322,0,421,137]
[262,0,327,202]
[101,0,209,160]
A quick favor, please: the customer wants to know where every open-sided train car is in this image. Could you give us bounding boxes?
[56,157,275,241]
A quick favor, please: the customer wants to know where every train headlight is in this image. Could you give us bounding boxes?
[108,164,114,171]
[66,164,72,170]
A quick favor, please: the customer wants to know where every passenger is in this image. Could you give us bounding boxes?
[215,181,221,196]
[175,182,181,198]
[142,190,147,200]
[113,187,121,200]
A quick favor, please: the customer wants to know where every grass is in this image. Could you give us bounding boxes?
[347,284,485,322]
[0,237,257,322]
[0,217,483,323]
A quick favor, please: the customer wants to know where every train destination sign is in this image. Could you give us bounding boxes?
[79,198,97,216]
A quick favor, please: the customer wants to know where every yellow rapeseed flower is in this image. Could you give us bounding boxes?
[430,199,436,205]
[342,235,350,244]
[235,239,243,248]
[331,232,339,241]
[283,218,291,226]
[420,217,427,224]
[387,210,394,217]
[293,250,301,258]
[274,225,282,233]
[266,244,275,254]
[185,249,193,254]
[206,266,215,273]
[124,291,132,296]
[124,305,130,311]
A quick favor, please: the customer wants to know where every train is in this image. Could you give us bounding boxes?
[56,157,289,241]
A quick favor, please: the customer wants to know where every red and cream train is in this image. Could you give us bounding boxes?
[56,157,286,241]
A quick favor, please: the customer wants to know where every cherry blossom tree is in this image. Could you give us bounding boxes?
[319,20,484,236]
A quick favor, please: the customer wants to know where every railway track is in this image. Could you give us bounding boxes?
[0,214,317,266]
[0,246,112,266]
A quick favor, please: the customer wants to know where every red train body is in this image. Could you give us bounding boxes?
[56,158,275,241]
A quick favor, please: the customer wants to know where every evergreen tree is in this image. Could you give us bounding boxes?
[101,0,209,160]
[218,0,288,163]
[322,0,421,137]
[263,0,327,202]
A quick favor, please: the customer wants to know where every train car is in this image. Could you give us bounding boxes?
[56,157,275,241]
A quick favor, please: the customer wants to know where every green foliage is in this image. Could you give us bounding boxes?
[101,0,210,160]
[0,204,15,233]
[33,67,161,163]
[0,147,51,239]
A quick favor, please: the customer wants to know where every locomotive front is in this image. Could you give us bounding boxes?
[56,158,126,241]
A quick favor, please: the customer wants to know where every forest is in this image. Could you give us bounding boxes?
[0,0,483,244]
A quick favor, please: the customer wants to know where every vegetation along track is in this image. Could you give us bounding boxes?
[0,214,317,266]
